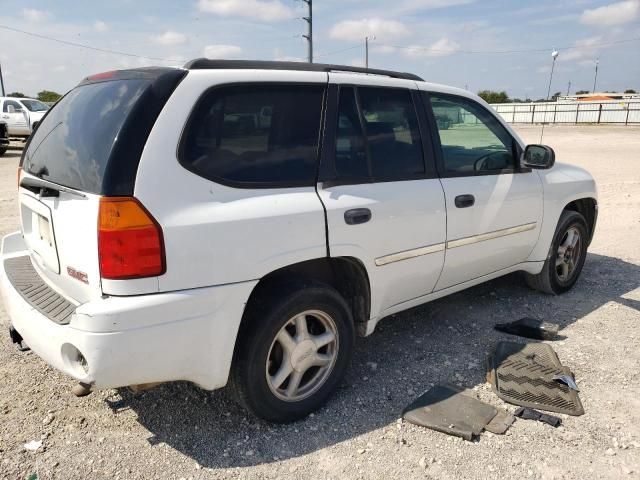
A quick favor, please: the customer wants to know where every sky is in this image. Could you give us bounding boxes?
[0,0,639,99]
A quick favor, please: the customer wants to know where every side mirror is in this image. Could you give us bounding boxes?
[523,144,555,169]
[7,105,16,114]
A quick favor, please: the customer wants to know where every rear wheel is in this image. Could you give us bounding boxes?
[230,280,354,423]
[525,210,588,294]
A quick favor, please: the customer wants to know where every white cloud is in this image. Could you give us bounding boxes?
[152,31,188,46]
[203,44,242,58]
[330,18,409,41]
[22,8,49,23]
[373,45,398,54]
[403,37,461,57]
[197,0,294,21]
[580,0,640,27]
[53,65,67,73]
[561,36,603,61]
[398,0,475,12]
[94,21,109,32]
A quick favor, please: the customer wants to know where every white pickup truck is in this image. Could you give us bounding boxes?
[0,61,597,423]
[0,97,49,138]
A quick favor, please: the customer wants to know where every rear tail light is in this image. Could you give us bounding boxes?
[98,197,165,279]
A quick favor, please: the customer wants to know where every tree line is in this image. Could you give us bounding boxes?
[478,89,637,104]
[5,90,62,102]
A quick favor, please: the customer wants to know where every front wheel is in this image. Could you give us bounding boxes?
[230,280,355,423]
[525,210,589,295]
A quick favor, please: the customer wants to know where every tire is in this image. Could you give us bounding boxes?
[525,210,589,295]
[0,147,7,156]
[230,279,355,423]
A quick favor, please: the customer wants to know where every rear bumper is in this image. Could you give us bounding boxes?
[0,231,257,390]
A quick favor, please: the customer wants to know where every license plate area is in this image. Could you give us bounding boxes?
[20,193,60,274]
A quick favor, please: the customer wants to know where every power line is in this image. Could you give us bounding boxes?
[375,36,640,55]
[315,44,362,59]
[0,24,183,62]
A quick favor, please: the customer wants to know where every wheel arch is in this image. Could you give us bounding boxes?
[239,256,371,338]
[563,197,597,245]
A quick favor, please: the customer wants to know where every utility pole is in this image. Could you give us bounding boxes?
[0,62,5,97]
[546,49,559,101]
[302,0,312,63]
[592,59,599,93]
[364,35,375,69]
[567,80,571,96]
[365,36,369,69]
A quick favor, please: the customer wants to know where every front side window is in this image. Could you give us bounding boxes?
[429,94,515,175]
[20,99,50,112]
[180,84,325,187]
[333,86,425,182]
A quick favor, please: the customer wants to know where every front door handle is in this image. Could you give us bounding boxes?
[344,208,371,225]
[455,194,475,208]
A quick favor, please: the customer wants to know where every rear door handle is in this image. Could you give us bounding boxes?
[455,194,475,208]
[344,208,371,225]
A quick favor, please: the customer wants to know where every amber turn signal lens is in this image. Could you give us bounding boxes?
[98,197,165,280]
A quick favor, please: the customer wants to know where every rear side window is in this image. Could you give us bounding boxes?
[23,80,148,193]
[180,84,325,187]
[359,87,424,178]
[332,86,425,183]
[335,88,368,178]
[3,100,23,112]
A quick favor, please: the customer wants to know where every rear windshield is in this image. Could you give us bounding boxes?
[22,80,148,194]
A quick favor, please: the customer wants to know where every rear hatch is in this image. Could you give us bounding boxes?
[18,68,186,303]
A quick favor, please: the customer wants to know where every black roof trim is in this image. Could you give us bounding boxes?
[183,59,424,82]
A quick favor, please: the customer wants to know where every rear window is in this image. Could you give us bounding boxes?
[22,80,148,194]
[179,84,325,187]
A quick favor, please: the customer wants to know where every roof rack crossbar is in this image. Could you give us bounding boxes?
[183,59,423,82]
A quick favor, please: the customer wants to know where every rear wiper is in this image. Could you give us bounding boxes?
[19,175,87,199]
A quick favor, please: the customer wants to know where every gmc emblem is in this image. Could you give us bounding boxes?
[67,267,89,284]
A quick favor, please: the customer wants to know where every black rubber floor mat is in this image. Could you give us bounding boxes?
[488,342,584,416]
[403,384,498,441]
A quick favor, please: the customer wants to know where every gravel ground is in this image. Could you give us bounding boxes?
[1,125,639,480]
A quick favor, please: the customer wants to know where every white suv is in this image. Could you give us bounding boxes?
[0,60,597,422]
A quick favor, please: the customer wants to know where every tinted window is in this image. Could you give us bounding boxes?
[359,87,424,178]
[23,80,148,193]
[180,84,324,186]
[3,100,23,112]
[430,94,515,174]
[21,99,50,112]
[335,88,368,178]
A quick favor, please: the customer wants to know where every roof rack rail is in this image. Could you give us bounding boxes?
[183,59,424,82]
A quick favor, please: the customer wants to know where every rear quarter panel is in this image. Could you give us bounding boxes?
[132,70,329,292]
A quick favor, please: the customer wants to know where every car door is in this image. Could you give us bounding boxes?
[422,91,543,290]
[317,74,447,318]
[1,99,30,135]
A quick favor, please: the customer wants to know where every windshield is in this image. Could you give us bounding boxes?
[22,79,148,193]
[20,99,50,112]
